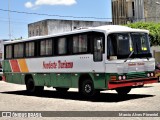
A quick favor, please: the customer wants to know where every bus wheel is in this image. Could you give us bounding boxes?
[26,78,44,94]
[116,87,131,95]
[80,79,98,97]
[55,87,69,92]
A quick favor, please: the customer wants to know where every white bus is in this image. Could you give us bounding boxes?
[2,25,157,97]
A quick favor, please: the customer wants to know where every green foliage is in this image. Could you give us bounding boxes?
[125,22,160,46]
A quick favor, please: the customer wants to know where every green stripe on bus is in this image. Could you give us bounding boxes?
[2,60,12,72]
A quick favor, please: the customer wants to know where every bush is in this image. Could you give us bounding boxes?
[125,22,160,46]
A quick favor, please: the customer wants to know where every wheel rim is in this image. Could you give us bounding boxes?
[84,84,92,93]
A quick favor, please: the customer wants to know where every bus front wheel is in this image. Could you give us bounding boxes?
[79,79,99,97]
[116,87,131,95]
[26,78,44,94]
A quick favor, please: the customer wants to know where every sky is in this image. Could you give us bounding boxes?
[0,0,112,39]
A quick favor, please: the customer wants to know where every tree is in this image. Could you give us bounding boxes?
[125,22,160,46]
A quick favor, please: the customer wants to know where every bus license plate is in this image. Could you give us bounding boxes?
[135,82,144,86]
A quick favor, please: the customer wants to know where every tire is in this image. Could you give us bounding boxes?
[116,87,131,95]
[79,79,99,97]
[55,87,69,92]
[26,78,44,94]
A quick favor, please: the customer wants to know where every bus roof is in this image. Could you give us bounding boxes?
[4,25,149,44]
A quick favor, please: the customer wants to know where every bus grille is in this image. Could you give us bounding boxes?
[127,73,147,79]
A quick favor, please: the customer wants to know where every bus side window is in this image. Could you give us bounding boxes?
[57,37,67,55]
[14,43,24,58]
[26,42,35,57]
[73,34,88,54]
[5,45,12,59]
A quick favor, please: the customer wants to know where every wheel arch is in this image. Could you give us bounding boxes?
[78,73,94,89]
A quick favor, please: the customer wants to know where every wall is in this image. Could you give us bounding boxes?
[28,19,110,37]
[134,0,144,22]
[28,20,48,37]
[112,0,128,25]
[48,20,109,35]
[144,0,160,22]
[112,0,160,24]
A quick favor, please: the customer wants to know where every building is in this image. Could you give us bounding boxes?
[28,19,111,37]
[112,0,127,25]
[112,0,160,25]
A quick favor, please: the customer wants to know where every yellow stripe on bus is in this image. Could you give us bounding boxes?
[18,59,29,72]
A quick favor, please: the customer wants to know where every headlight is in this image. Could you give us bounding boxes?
[123,75,126,80]
[151,73,154,77]
[147,73,150,77]
[118,76,122,80]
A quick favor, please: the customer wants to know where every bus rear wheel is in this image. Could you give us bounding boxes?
[79,79,99,97]
[55,87,69,92]
[116,87,131,95]
[26,78,44,94]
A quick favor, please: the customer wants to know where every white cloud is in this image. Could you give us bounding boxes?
[25,2,34,8]
[35,0,77,6]
[25,0,77,8]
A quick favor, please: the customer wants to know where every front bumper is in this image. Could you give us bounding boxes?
[108,77,158,89]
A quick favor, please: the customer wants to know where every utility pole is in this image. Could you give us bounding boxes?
[8,0,11,40]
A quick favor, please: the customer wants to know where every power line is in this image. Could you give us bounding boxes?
[8,0,11,40]
[0,8,109,20]
[1,8,160,21]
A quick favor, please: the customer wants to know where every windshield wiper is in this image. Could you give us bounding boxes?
[124,51,134,62]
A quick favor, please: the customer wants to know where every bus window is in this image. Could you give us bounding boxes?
[46,39,52,55]
[57,37,67,55]
[93,37,103,62]
[6,45,12,59]
[131,33,150,56]
[14,43,24,58]
[73,36,79,53]
[107,35,117,59]
[141,36,148,51]
[117,34,130,55]
[73,34,88,54]
[26,42,35,57]
[40,39,52,56]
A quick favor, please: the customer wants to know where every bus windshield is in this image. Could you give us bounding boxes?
[107,32,152,59]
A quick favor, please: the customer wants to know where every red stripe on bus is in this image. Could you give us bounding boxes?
[10,60,21,72]
[108,79,157,89]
